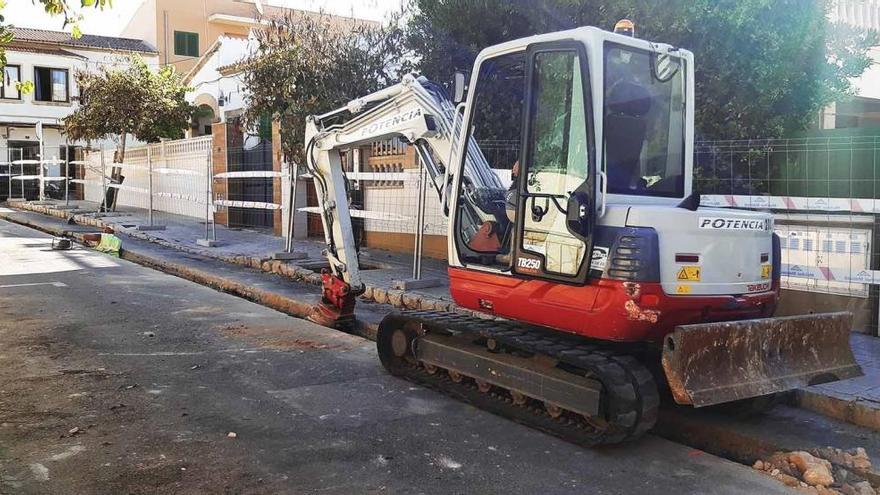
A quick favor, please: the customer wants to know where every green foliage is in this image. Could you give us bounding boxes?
[63,55,194,161]
[406,0,877,140]
[242,11,407,163]
[15,79,33,94]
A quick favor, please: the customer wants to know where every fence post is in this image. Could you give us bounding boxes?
[7,148,24,203]
[64,143,70,207]
[18,149,24,200]
[197,147,217,247]
[37,142,45,204]
[392,159,441,291]
[136,145,165,230]
[148,145,153,225]
[100,145,108,213]
[55,142,78,210]
[273,161,307,260]
[412,161,427,280]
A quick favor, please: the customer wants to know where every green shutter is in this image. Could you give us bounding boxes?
[174,31,199,57]
[188,32,199,57]
[174,31,184,56]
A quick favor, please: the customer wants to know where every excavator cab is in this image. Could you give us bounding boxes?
[449,29,688,283]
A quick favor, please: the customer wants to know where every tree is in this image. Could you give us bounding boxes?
[0,0,110,68]
[405,0,877,140]
[64,55,194,163]
[241,11,407,163]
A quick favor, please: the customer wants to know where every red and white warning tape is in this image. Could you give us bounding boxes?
[701,194,877,214]
[781,264,880,284]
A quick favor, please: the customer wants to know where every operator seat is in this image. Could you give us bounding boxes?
[604,80,653,192]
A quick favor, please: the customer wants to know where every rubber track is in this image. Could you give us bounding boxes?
[378,310,660,446]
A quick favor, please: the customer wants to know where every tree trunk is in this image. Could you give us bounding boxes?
[117,132,127,164]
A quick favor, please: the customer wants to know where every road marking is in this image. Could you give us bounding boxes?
[0,281,67,288]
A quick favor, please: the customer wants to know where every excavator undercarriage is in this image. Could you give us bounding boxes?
[377,310,659,446]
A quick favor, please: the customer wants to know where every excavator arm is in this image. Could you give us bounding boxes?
[303,74,499,327]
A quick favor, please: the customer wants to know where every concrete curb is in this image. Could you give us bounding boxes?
[796,389,880,432]
[6,202,461,315]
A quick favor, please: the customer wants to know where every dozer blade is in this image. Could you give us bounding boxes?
[662,312,862,407]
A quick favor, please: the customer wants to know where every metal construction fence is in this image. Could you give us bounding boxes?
[695,136,880,334]
[0,145,81,205]
[80,137,213,221]
[75,137,284,243]
[3,134,878,332]
[299,141,447,282]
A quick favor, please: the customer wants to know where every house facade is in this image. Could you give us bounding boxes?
[0,27,158,156]
[0,27,157,200]
[184,35,252,135]
[120,0,289,73]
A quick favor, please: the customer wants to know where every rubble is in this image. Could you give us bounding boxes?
[752,448,877,495]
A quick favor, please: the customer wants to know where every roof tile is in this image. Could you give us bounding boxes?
[10,27,156,54]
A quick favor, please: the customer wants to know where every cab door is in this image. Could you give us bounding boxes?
[513,42,595,284]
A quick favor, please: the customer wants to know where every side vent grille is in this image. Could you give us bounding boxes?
[609,235,644,280]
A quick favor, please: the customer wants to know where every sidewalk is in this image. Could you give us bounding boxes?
[2,199,879,435]
[798,333,880,431]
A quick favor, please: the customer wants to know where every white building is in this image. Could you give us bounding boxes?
[0,27,158,159]
[183,35,253,135]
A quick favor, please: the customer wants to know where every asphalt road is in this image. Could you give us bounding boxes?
[0,218,793,494]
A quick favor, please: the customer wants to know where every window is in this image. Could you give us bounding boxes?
[803,239,813,252]
[851,242,862,254]
[789,237,799,250]
[836,240,847,253]
[174,31,199,57]
[822,240,833,252]
[454,50,526,268]
[1,65,20,99]
[604,43,685,198]
[520,49,590,276]
[34,67,68,102]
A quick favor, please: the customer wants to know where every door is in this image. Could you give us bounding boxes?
[451,50,527,270]
[513,44,595,283]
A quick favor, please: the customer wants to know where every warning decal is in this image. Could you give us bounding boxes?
[677,266,701,282]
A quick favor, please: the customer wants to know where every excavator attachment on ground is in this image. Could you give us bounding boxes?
[662,312,861,407]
